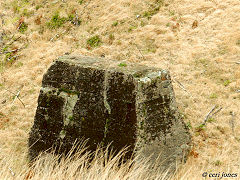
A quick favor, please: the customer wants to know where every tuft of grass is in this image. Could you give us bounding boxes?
[87,35,102,48]
[128,25,137,32]
[118,62,127,67]
[68,14,81,26]
[209,93,218,99]
[68,14,74,21]
[140,20,147,27]
[15,62,23,68]
[11,0,31,14]
[108,34,115,45]
[186,121,192,129]
[112,21,118,27]
[116,40,122,45]
[195,124,206,132]
[155,0,164,4]
[214,160,222,166]
[207,117,216,123]
[78,0,84,5]
[5,52,13,61]
[46,13,67,29]
[3,50,18,64]
[109,34,114,41]
[0,36,22,68]
[22,8,34,17]
[146,48,156,53]
[35,5,43,10]
[169,10,175,16]
[143,0,164,19]
[12,2,21,13]
[223,79,230,87]
[18,22,28,33]
[143,11,153,20]
[236,39,240,46]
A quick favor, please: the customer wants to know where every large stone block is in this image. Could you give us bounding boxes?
[28,55,191,171]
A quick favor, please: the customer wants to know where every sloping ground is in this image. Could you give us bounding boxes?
[0,0,240,179]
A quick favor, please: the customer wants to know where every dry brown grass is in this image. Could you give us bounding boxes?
[0,0,240,179]
[0,143,175,180]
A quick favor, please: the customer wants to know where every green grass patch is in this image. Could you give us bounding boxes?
[145,47,156,53]
[46,13,67,29]
[209,93,218,99]
[18,22,28,33]
[207,117,216,123]
[223,79,231,87]
[143,0,164,19]
[143,11,154,20]
[2,45,9,52]
[214,160,222,166]
[0,36,23,68]
[116,40,122,45]
[236,39,240,46]
[12,2,21,13]
[68,14,75,21]
[109,34,114,41]
[87,35,102,48]
[11,0,30,14]
[128,26,137,32]
[112,21,118,27]
[68,14,81,26]
[186,121,192,129]
[169,10,175,16]
[35,5,43,10]
[5,52,13,61]
[118,63,127,67]
[140,20,147,27]
[15,62,23,68]
[78,0,84,5]
[195,124,206,132]
[22,8,34,17]
[2,50,17,64]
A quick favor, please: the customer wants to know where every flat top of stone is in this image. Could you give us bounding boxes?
[57,55,167,79]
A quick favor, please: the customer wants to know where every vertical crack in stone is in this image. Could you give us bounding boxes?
[103,70,111,115]
[102,70,111,144]
[104,118,110,139]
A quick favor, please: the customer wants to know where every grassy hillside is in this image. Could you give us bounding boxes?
[0,0,240,179]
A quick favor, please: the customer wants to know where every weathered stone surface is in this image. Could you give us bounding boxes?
[28,55,191,171]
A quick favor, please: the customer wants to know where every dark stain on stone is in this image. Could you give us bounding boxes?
[75,94,106,151]
[28,91,65,160]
